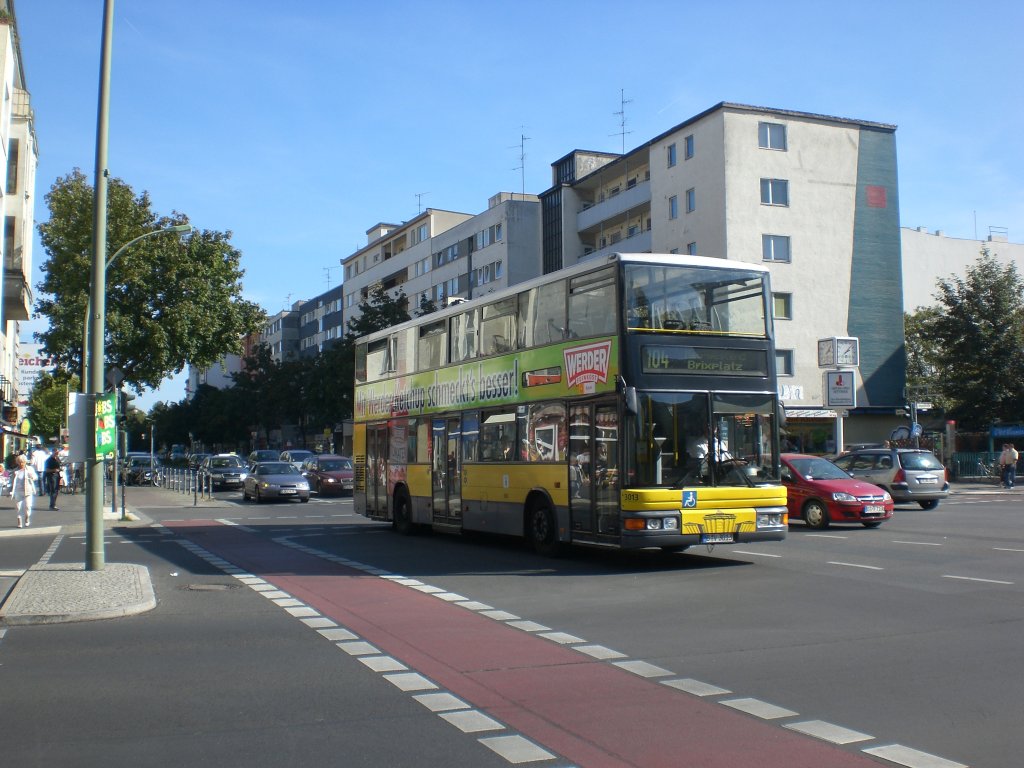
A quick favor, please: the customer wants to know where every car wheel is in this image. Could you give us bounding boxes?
[255,487,263,504]
[393,492,415,535]
[803,500,830,529]
[316,479,323,495]
[300,497,309,504]
[918,499,940,510]
[242,486,249,501]
[862,521,883,528]
[528,498,563,557]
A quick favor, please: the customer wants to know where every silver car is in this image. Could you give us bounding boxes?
[832,448,949,509]
[242,461,310,503]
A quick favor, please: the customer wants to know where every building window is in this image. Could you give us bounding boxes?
[6,138,18,193]
[669,195,678,219]
[684,134,694,160]
[758,121,787,150]
[773,292,792,319]
[667,143,677,167]
[685,188,696,213]
[776,349,794,376]
[760,178,789,206]
[687,242,697,255]
[762,234,791,262]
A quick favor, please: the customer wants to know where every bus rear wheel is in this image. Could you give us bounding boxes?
[528,499,562,557]
[393,492,415,536]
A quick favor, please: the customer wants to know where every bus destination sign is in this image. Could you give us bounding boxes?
[642,345,768,377]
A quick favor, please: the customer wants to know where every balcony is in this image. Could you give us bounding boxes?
[3,269,31,321]
[577,179,651,233]
[583,229,652,261]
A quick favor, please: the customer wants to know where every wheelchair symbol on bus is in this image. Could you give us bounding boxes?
[682,490,697,508]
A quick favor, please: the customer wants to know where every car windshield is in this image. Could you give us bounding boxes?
[288,451,312,461]
[254,451,279,461]
[900,452,943,470]
[788,457,850,481]
[319,459,352,472]
[259,463,298,475]
[211,457,243,468]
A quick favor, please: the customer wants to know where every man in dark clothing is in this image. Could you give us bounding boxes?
[43,451,62,510]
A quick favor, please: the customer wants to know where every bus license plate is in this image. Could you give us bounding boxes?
[702,533,734,544]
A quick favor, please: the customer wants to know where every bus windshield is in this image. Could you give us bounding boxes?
[624,263,768,335]
[628,392,780,488]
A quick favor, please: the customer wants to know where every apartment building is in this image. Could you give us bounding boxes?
[1,2,38,452]
[261,305,302,363]
[540,102,904,450]
[341,194,541,329]
[299,283,344,358]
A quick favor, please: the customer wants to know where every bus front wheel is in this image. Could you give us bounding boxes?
[528,500,562,557]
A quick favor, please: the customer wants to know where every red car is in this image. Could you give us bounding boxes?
[301,454,355,496]
[781,453,894,529]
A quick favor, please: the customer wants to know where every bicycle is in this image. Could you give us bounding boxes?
[974,457,1001,484]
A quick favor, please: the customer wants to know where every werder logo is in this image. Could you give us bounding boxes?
[564,341,612,388]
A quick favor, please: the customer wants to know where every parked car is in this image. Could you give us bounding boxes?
[831,447,950,509]
[247,449,280,466]
[280,449,314,470]
[199,453,248,491]
[781,453,893,529]
[188,452,210,470]
[242,461,310,503]
[301,454,355,496]
[123,455,160,486]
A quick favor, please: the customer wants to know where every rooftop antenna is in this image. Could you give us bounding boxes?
[324,266,340,289]
[415,192,430,214]
[510,130,530,198]
[284,293,292,310]
[612,88,633,153]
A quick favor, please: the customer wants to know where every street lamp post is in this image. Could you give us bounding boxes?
[81,224,192,393]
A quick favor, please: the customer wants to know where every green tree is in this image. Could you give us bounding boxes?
[26,369,80,441]
[919,248,1024,429]
[35,169,266,392]
[346,284,410,339]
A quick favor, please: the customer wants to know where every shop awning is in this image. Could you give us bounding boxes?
[784,409,838,419]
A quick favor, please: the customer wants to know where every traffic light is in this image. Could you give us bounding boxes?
[117,389,135,418]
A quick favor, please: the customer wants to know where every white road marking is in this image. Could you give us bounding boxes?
[730,550,782,557]
[359,655,408,673]
[661,678,731,696]
[413,692,471,712]
[478,735,555,763]
[612,660,673,678]
[942,574,1013,585]
[863,744,968,768]
[382,672,438,692]
[806,533,848,539]
[828,561,884,570]
[993,547,1024,553]
[721,697,798,719]
[892,540,942,546]
[573,644,627,660]
[537,631,585,645]
[785,719,873,744]
[506,620,550,632]
[440,709,504,733]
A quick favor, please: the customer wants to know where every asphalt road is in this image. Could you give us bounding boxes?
[1,486,1019,767]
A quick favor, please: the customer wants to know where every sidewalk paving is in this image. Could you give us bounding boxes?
[0,480,1013,627]
[0,483,231,626]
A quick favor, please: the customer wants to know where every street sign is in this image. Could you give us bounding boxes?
[95,392,118,457]
[825,370,857,408]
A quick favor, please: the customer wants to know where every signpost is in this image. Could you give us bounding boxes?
[94,391,117,458]
[819,336,860,454]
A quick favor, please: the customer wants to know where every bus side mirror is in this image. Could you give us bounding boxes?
[777,402,787,429]
[624,386,638,415]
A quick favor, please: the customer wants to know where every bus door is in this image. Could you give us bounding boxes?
[569,402,621,537]
[365,423,388,517]
[431,417,462,526]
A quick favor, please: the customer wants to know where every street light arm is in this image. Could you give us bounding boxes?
[105,223,191,270]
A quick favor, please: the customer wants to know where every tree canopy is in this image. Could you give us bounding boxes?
[26,369,79,442]
[905,248,1024,429]
[35,169,266,393]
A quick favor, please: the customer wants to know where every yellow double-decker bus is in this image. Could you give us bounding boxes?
[353,253,787,554]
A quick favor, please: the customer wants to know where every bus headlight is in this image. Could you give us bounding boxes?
[756,508,787,528]
[625,515,680,531]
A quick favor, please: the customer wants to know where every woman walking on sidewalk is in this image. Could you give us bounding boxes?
[10,453,38,528]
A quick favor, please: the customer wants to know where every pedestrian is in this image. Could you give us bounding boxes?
[44,449,62,510]
[10,453,38,528]
[999,442,1019,489]
[30,444,48,494]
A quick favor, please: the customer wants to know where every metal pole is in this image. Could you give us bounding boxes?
[86,0,115,571]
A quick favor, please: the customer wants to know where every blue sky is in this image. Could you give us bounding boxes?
[16,1,1024,410]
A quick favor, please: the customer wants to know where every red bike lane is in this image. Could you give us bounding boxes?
[167,520,885,768]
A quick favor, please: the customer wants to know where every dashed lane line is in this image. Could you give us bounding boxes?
[828,561,884,570]
[942,574,1014,585]
[159,522,974,768]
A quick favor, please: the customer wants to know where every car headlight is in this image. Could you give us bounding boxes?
[832,492,858,502]
[298,482,309,490]
[882,491,892,501]
[325,477,336,483]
